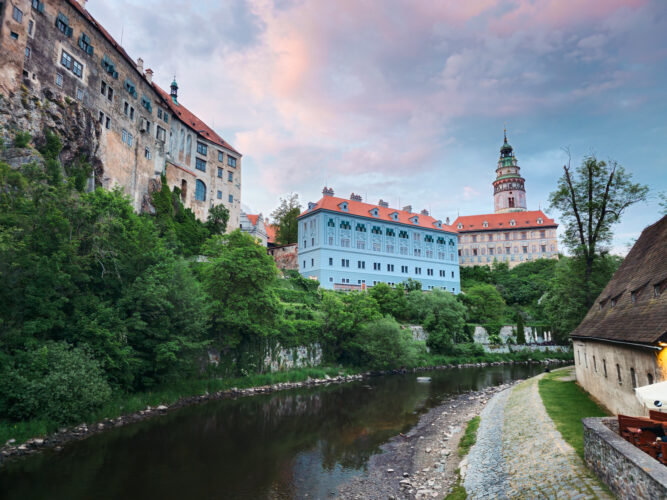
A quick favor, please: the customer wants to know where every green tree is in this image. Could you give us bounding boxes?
[549,154,648,307]
[0,342,111,425]
[205,203,230,235]
[320,291,381,364]
[368,282,408,318]
[203,230,280,364]
[350,317,419,369]
[271,193,301,245]
[542,255,621,342]
[121,258,208,388]
[422,290,467,353]
[463,284,506,324]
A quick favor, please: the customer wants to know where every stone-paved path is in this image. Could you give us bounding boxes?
[464,370,613,499]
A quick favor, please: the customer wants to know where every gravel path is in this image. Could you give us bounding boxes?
[463,388,511,498]
[464,371,613,499]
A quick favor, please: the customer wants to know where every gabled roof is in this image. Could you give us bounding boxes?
[571,215,667,345]
[246,214,260,226]
[452,210,556,232]
[152,84,239,154]
[265,222,277,243]
[300,195,456,233]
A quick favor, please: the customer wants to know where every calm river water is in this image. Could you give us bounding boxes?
[0,364,546,499]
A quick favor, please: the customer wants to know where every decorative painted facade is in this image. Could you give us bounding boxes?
[454,133,558,268]
[298,188,460,291]
[0,0,241,227]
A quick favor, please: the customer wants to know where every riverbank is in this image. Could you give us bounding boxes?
[335,380,518,499]
[0,358,570,466]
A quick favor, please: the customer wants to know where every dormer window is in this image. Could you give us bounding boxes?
[409,216,419,224]
[308,202,317,210]
[370,208,379,217]
[483,221,488,228]
[433,220,442,228]
[339,202,348,212]
[457,223,463,230]
[509,219,516,226]
[390,212,399,221]
[537,218,543,224]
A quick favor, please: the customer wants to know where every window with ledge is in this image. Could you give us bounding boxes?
[195,180,206,201]
[195,158,206,172]
[228,194,233,203]
[13,6,23,23]
[197,142,208,155]
[144,147,151,159]
[78,33,94,56]
[228,156,237,167]
[217,167,223,178]
[55,72,63,87]
[217,190,222,200]
[55,12,73,37]
[218,151,224,162]
[228,171,233,182]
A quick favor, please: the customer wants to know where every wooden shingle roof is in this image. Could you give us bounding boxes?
[570,215,667,346]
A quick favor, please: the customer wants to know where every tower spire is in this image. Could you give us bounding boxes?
[493,132,527,214]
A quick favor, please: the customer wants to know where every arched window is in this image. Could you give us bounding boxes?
[195,179,206,201]
[181,179,187,201]
[179,129,185,152]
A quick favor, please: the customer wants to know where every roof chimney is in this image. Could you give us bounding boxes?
[136,57,144,74]
[145,68,153,83]
[322,186,334,197]
[350,193,362,202]
[445,217,450,225]
[402,205,412,213]
[421,209,429,216]
[378,199,389,208]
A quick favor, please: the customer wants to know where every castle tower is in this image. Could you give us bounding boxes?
[493,130,527,213]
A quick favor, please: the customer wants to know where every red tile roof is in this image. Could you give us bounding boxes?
[246,214,260,226]
[65,1,239,155]
[452,210,557,232]
[152,84,239,154]
[300,195,457,233]
[265,222,277,243]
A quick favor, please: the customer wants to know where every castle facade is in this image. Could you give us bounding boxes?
[0,0,241,227]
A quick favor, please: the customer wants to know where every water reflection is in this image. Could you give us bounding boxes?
[0,364,545,500]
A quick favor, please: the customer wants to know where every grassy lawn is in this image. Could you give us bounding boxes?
[538,368,610,459]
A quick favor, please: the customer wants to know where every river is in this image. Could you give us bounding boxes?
[0,364,546,499]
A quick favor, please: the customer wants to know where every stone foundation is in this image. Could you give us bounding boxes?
[582,417,667,499]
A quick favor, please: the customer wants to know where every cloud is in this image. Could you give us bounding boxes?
[87,0,667,255]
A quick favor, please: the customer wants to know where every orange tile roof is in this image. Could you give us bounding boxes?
[452,210,557,232]
[152,84,239,154]
[300,195,457,233]
[246,214,260,226]
[265,222,277,243]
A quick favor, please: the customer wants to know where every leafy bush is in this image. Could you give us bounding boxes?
[13,131,31,148]
[350,317,419,369]
[0,342,111,425]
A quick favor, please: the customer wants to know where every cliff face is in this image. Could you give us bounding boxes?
[0,86,102,180]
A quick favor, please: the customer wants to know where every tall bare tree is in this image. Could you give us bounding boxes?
[549,153,648,306]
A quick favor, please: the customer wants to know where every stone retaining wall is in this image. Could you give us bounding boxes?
[582,417,667,499]
[483,345,570,354]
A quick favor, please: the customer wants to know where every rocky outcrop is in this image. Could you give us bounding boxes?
[0,88,101,181]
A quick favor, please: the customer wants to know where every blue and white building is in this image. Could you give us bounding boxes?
[298,188,460,292]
